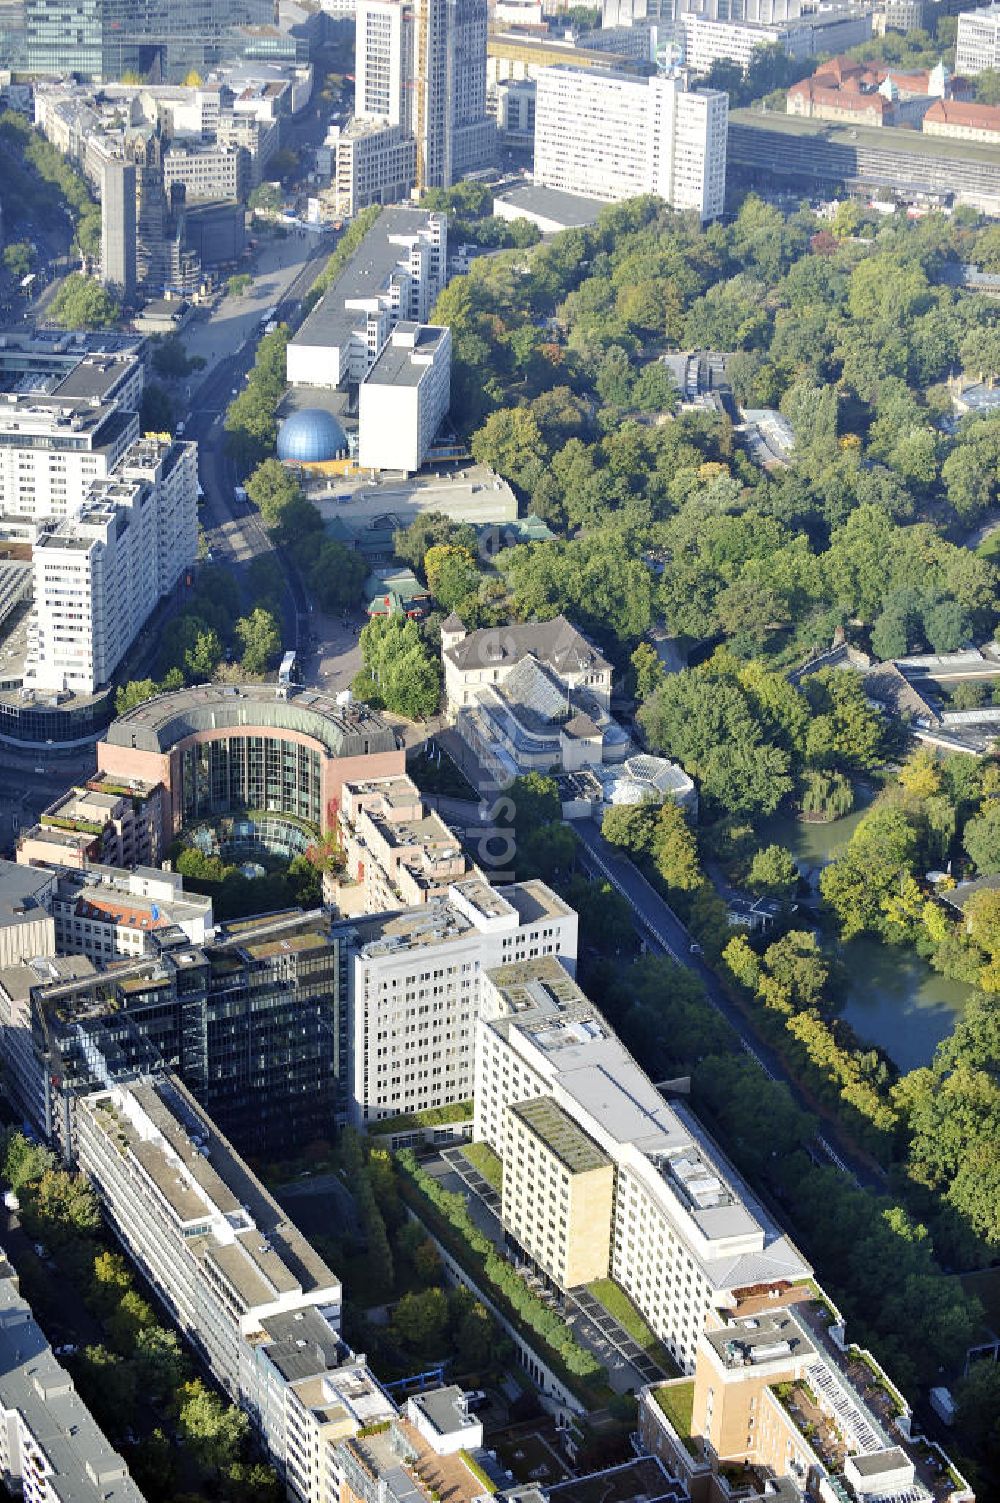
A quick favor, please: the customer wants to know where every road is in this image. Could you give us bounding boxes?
[572,819,879,1194]
[182,233,333,668]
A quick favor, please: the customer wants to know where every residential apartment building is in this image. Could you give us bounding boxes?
[0,1258,147,1503]
[286,207,447,390]
[357,322,451,473]
[347,878,578,1126]
[639,1290,973,1503]
[957,2,1000,74]
[533,67,728,220]
[674,8,872,71]
[18,771,167,871]
[336,773,475,912]
[474,957,810,1371]
[23,438,197,695]
[75,1076,345,1479]
[0,397,140,524]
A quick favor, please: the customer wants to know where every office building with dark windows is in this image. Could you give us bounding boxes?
[18,909,346,1159]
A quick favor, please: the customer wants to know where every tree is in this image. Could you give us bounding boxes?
[631,642,665,701]
[747,844,798,896]
[115,678,158,714]
[390,1288,449,1354]
[133,1326,188,1404]
[308,540,366,612]
[357,615,441,719]
[176,1380,249,1476]
[235,607,281,676]
[3,241,35,280]
[185,625,223,681]
[245,458,303,528]
[470,407,548,495]
[964,802,1000,875]
[47,274,120,329]
[0,1130,55,1192]
[652,801,702,892]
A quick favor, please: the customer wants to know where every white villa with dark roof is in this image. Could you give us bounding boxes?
[442,613,695,805]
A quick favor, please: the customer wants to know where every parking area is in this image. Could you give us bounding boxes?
[441,1145,502,1216]
[566,1288,670,1388]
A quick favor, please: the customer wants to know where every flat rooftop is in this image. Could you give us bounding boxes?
[290,206,442,354]
[103,682,398,758]
[80,1076,338,1310]
[705,1308,816,1372]
[729,105,1000,165]
[0,858,54,925]
[0,1275,146,1502]
[363,324,448,388]
[495,182,611,228]
[511,1094,610,1175]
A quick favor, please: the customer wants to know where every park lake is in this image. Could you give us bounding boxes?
[757,796,973,1075]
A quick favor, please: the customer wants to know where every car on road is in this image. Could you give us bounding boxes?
[55,1344,77,1357]
[33,765,45,775]
[689,941,703,956]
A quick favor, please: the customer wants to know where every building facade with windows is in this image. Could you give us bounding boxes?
[25,910,346,1157]
[0,1257,147,1503]
[0,397,140,524]
[957,2,1000,74]
[347,878,578,1126]
[24,438,198,696]
[96,684,404,845]
[286,207,447,389]
[357,322,451,473]
[474,957,810,1371]
[533,66,728,219]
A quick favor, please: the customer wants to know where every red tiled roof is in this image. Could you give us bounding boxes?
[73,894,168,929]
[925,97,1000,130]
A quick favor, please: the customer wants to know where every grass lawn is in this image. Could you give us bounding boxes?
[587,1278,681,1376]
[461,1141,503,1191]
[653,1380,697,1453]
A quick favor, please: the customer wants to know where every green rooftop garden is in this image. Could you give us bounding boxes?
[652,1380,698,1455]
[460,1141,503,1191]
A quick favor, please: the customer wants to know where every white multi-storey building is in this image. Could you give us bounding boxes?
[347,877,578,1126]
[957,2,1000,75]
[0,396,140,523]
[533,67,728,219]
[358,322,451,473]
[24,438,197,695]
[286,207,447,389]
[474,957,810,1372]
[0,1259,147,1503]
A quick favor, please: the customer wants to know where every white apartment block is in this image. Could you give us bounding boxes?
[533,67,728,220]
[0,1261,147,1503]
[346,877,578,1126]
[474,957,810,1371]
[23,438,197,696]
[356,0,413,124]
[286,207,447,390]
[957,3,1000,74]
[0,397,140,523]
[358,322,451,474]
[74,1077,358,1501]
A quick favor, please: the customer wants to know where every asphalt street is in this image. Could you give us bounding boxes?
[572,818,880,1194]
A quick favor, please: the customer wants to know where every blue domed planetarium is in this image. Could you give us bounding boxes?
[276,408,348,466]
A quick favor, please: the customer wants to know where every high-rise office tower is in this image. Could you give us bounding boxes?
[352,0,493,195]
[100,158,137,302]
[24,0,276,80]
